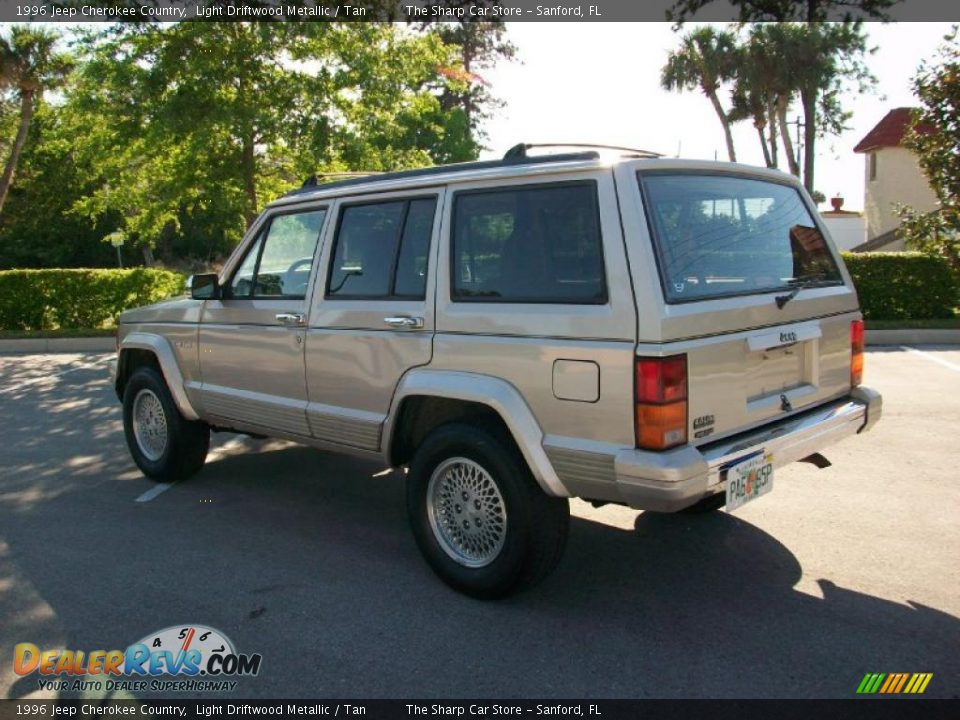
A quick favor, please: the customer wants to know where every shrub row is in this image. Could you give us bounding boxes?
[0,268,186,331]
[0,255,954,330]
[842,252,958,321]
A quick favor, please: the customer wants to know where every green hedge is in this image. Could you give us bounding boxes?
[0,268,186,331]
[842,252,958,321]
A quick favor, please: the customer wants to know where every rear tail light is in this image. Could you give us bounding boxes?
[851,319,864,387]
[635,354,688,450]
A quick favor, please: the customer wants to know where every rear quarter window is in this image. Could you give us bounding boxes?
[451,182,607,304]
[638,172,842,303]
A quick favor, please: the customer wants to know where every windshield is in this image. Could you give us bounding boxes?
[639,173,843,303]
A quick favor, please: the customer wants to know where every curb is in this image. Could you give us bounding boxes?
[866,328,960,346]
[0,336,115,353]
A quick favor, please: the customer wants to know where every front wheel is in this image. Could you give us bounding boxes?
[123,366,209,482]
[406,423,569,599]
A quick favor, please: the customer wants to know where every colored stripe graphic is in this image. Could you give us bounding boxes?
[857,673,932,694]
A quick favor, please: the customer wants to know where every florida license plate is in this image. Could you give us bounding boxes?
[725,452,774,512]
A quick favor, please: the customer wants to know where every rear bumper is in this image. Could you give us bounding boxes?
[613,385,882,512]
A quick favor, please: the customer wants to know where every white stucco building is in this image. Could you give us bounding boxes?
[852,108,938,251]
[821,197,866,252]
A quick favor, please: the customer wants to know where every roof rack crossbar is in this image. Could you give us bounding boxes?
[503,143,662,160]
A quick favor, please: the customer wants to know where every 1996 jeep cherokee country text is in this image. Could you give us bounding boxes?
[112,145,882,598]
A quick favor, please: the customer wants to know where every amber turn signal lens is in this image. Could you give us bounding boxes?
[851,319,864,386]
[635,401,688,450]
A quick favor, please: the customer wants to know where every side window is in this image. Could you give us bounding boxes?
[327,196,437,299]
[451,182,606,304]
[229,209,326,299]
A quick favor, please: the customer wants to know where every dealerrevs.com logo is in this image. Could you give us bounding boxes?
[14,625,262,693]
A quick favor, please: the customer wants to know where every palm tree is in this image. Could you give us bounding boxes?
[661,27,740,162]
[737,24,802,176]
[0,27,73,216]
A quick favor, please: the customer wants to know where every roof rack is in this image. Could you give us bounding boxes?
[285,150,601,197]
[503,143,662,159]
[300,171,383,188]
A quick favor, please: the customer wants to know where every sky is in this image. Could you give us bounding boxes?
[477,22,956,211]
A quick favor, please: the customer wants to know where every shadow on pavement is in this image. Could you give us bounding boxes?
[1,367,958,699]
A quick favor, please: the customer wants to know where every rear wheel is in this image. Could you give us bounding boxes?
[406,423,569,599]
[123,366,209,482]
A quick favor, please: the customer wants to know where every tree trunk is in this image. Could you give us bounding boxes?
[766,98,778,168]
[0,89,36,216]
[241,134,257,228]
[776,97,801,177]
[755,121,772,168]
[801,88,817,194]
[707,91,737,162]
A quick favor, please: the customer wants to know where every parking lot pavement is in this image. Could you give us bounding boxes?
[0,347,957,700]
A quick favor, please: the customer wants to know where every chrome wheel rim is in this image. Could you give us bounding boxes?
[427,457,507,568]
[132,389,168,462]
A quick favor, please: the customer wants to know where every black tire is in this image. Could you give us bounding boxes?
[123,365,209,482]
[406,422,569,599]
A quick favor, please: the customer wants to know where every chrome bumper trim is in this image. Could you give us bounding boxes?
[611,387,882,512]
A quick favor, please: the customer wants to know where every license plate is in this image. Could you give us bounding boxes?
[725,452,774,512]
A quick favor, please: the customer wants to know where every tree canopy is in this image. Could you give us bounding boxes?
[0,26,73,215]
[0,21,505,269]
[667,0,898,24]
[899,26,960,271]
[661,21,874,195]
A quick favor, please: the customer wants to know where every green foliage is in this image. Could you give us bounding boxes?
[842,252,958,320]
[0,102,127,269]
[661,26,740,161]
[898,27,960,272]
[60,22,480,264]
[0,26,74,216]
[663,21,874,194]
[0,268,185,330]
[667,0,897,23]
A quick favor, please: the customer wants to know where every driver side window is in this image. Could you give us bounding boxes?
[230,208,327,299]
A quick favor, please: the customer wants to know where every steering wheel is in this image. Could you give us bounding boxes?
[283,257,314,294]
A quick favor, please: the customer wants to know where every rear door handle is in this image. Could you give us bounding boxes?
[275,312,305,326]
[384,316,424,330]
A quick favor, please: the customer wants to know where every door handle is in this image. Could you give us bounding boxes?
[275,312,305,326]
[384,316,424,330]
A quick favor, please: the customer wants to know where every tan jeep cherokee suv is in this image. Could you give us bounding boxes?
[113,145,882,598]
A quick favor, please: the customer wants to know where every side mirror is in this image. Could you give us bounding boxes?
[190,273,220,300]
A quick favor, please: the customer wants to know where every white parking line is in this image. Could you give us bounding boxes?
[901,345,960,373]
[0,356,110,395]
[135,483,176,503]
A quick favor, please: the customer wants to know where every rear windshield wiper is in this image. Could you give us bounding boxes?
[775,276,827,309]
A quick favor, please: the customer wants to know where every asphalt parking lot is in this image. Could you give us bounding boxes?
[0,347,958,700]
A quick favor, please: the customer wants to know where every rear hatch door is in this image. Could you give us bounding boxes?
[621,163,859,442]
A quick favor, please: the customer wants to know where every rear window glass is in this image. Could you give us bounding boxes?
[639,173,842,303]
